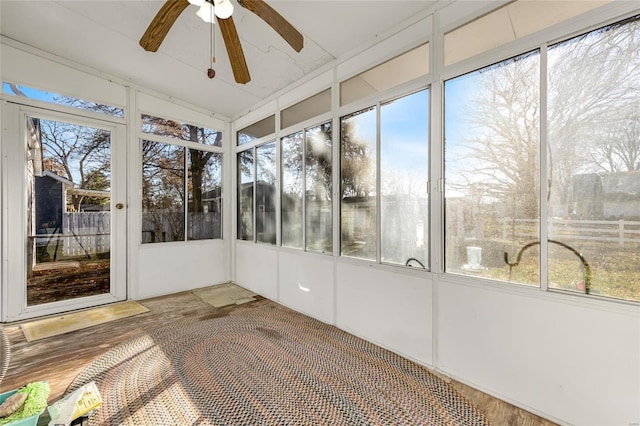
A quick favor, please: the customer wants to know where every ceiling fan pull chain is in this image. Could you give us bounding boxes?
[212,18,217,63]
[207,17,216,79]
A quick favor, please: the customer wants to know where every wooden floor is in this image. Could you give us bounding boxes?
[1,289,555,425]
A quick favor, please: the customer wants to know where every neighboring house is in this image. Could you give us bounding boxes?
[35,170,74,232]
[32,171,110,262]
[239,180,277,243]
[572,170,640,220]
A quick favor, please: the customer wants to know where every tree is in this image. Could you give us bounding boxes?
[142,140,185,241]
[140,117,222,241]
[187,126,221,214]
[548,15,640,199]
[38,118,111,211]
[452,15,640,221]
[454,52,540,220]
[306,122,333,201]
[340,110,376,199]
[589,106,640,173]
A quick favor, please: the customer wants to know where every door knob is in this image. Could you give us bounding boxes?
[116,203,124,209]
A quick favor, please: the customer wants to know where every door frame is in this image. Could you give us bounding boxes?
[1,101,127,322]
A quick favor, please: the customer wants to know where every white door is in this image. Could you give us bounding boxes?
[1,103,127,321]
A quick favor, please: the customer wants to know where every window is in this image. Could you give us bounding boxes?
[141,116,223,243]
[187,150,222,240]
[231,11,639,305]
[142,114,222,146]
[281,131,303,248]
[142,142,185,243]
[237,141,277,244]
[281,122,333,252]
[443,14,640,303]
[2,82,124,117]
[547,15,640,302]
[237,150,254,241]
[256,142,277,244]
[341,107,377,260]
[341,89,430,265]
[305,123,333,253]
[380,90,429,267]
[444,52,540,284]
[237,115,276,145]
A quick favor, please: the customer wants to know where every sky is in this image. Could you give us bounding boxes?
[2,82,124,117]
[3,82,58,102]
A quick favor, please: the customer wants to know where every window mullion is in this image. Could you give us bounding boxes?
[253,146,257,243]
[376,102,382,264]
[302,130,307,251]
[184,147,189,241]
[539,43,549,292]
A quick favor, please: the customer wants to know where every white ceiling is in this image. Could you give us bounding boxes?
[0,0,440,119]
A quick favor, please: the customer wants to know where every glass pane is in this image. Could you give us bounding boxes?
[237,150,254,241]
[238,115,276,145]
[282,132,304,249]
[341,107,377,260]
[142,141,185,243]
[306,122,333,254]
[381,89,429,267]
[188,151,222,240]
[340,43,429,106]
[256,142,277,244]
[3,83,124,117]
[547,15,640,302]
[281,89,331,129]
[444,52,540,285]
[27,117,112,305]
[141,114,222,147]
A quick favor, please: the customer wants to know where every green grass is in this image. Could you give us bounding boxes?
[455,241,640,303]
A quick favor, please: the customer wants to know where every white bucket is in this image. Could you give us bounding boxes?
[466,246,482,267]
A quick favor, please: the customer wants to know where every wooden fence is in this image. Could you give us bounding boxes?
[502,218,640,248]
[62,212,110,256]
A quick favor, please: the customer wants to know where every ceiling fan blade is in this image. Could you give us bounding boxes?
[218,17,251,84]
[140,0,190,52]
[238,0,303,52]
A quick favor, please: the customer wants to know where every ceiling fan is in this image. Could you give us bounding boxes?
[140,0,304,84]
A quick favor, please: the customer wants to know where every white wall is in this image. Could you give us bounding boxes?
[278,250,334,324]
[137,241,227,299]
[436,278,639,425]
[235,242,278,300]
[336,262,433,366]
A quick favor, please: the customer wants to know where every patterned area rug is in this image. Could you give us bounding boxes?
[69,300,490,425]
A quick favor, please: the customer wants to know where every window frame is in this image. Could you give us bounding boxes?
[339,86,431,269]
[439,12,640,304]
[231,6,640,305]
[236,139,277,245]
[139,113,224,245]
[280,120,334,254]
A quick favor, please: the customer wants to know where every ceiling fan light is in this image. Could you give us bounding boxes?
[187,0,205,6]
[213,0,233,19]
[196,2,215,23]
